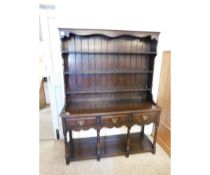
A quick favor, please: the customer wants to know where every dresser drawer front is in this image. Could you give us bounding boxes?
[132,112,157,124]
[102,114,129,125]
[66,117,97,127]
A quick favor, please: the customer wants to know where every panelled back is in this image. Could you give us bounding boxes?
[61,33,157,102]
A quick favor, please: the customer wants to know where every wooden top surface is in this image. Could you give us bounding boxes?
[65,100,160,117]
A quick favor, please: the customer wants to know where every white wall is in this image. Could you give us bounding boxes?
[45,0,172,138]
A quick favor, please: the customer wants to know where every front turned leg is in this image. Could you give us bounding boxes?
[140,125,145,137]
[69,129,74,158]
[152,124,159,154]
[97,129,101,161]
[126,127,131,157]
[64,130,70,165]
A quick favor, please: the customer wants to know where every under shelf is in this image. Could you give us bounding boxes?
[64,70,153,75]
[69,133,154,161]
[62,51,156,55]
[67,88,151,95]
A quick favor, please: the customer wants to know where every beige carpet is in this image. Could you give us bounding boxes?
[39,106,54,140]
[40,138,170,175]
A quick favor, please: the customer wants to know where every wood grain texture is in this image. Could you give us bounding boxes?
[59,29,161,164]
[157,122,170,155]
[67,100,160,117]
[156,51,171,156]
[68,133,154,161]
[62,32,157,102]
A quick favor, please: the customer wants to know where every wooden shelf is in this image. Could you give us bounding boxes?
[64,70,153,75]
[69,133,154,161]
[62,51,156,55]
[67,100,159,116]
[60,29,160,164]
[67,88,151,95]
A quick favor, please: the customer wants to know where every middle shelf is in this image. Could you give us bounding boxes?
[66,88,151,94]
[64,70,153,75]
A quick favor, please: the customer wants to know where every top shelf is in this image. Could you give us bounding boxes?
[61,51,157,55]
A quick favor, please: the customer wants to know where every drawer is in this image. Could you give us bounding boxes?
[102,114,130,125]
[66,117,97,127]
[132,112,157,124]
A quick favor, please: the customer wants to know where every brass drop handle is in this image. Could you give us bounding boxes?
[143,115,148,120]
[111,118,118,123]
[77,120,85,126]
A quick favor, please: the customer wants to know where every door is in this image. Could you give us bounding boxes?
[156,51,171,156]
[39,7,65,139]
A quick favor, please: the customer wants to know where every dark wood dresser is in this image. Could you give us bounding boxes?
[59,28,161,164]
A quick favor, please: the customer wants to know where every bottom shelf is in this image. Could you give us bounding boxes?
[70,133,154,161]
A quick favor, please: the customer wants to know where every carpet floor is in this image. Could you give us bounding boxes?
[39,106,54,140]
[40,138,170,175]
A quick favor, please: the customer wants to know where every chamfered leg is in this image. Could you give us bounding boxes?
[69,129,74,158]
[126,126,131,157]
[64,129,70,164]
[140,125,145,137]
[97,129,101,161]
[152,124,159,154]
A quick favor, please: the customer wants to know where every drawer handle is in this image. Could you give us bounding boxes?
[77,120,85,126]
[143,115,148,120]
[111,118,118,123]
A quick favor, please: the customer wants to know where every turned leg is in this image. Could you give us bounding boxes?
[64,130,70,165]
[97,129,101,161]
[69,129,74,158]
[152,124,159,154]
[126,127,131,157]
[140,125,145,137]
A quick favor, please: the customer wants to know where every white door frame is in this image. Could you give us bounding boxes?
[40,6,65,139]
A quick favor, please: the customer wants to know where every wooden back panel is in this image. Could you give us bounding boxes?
[60,29,159,103]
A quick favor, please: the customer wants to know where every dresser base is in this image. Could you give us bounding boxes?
[69,133,154,161]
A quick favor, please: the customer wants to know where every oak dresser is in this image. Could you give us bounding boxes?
[59,28,161,164]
